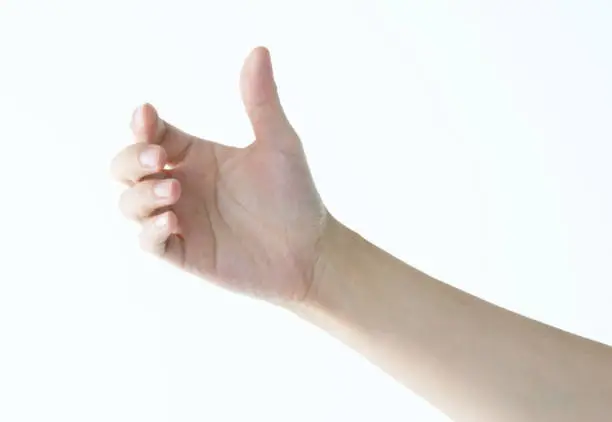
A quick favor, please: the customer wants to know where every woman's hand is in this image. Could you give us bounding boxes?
[110,47,330,302]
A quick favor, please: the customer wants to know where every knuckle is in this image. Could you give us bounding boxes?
[139,230,164,256]
[119,182,158,220]
[118,189,134,218]
[110,146,136,182]
[110,154,124,181]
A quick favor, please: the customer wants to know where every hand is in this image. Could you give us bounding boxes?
[111,47,331,302]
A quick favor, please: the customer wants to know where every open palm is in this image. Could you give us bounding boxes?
[111,48,329,301]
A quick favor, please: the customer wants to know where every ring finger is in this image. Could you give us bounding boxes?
[119,178,181,220]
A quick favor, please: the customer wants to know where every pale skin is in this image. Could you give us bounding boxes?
[111,47,612,421]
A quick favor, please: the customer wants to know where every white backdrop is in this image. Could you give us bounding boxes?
[1,1,611,421]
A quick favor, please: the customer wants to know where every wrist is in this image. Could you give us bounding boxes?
[307,215,351,307]
[297,215,372,314]
[289,215,419,323]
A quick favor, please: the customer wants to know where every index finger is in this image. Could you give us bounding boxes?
[130,103,195,165]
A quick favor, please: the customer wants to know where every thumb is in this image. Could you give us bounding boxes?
[240,47,297,147]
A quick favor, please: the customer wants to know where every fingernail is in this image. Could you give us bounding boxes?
[154,180,173,198]
[139,148,159,169]
[155,213,168,228]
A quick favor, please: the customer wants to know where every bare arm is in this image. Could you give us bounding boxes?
[290,217,612,422]
[112,47,612,422]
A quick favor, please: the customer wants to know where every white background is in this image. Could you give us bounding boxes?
[1,1,611,421]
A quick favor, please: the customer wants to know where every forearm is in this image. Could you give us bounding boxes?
[290,218,612,422]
